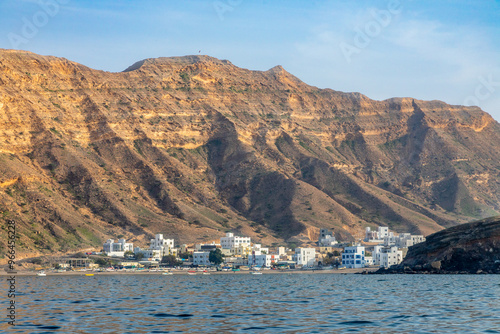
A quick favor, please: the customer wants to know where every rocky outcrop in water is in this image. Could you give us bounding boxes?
[378,216,500,274]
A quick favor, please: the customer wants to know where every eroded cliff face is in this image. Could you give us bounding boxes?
[0,49,499,258]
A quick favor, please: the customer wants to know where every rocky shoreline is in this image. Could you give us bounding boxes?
[375,216,500,274]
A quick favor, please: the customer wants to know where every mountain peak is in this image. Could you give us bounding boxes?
[123,55,232,72]
[0,50,499,258]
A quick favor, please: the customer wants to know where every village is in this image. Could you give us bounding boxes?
[42,226,426,273]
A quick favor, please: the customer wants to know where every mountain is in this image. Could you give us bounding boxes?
[0,49,499,259]
[380,216,500,274]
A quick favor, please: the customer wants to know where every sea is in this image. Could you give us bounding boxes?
[3,273,500,333]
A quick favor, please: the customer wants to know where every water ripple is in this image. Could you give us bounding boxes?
[4,274,500,333]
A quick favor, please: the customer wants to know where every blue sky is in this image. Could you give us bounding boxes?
[1,0,499,120]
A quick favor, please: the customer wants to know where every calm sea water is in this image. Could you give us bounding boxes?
[2,273,500,333]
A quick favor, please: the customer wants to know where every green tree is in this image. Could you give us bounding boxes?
[161,255,181,267]
[178,251,191,260]
[124,251,135,258]
[135,253,145,261]
[323,252,341,266]
[209,249,224,266]
[95,258,110,267]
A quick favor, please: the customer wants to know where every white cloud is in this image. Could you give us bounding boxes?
[291,5,499,120]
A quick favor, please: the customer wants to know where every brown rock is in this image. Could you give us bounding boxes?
[0,50,499,257]
[430,261,442,270]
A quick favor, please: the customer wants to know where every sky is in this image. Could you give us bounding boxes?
[1,0,499,120]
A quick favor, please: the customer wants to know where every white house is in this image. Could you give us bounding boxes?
[150,234,174,249]
[252,244,269,254]
[318,229,338,246]
[220,232,251,249]
[248,254,280,267]
[293,248,316,267]
[375,246,403,268]
[365,227,425,248]
[319,235,338,247]
[149,234,175,257]
[133,247,162,261]
[133,233,176,261]
[193,251,210,266]
[103,239,134,257]
[341,245,366,268]
[233,244,252,256]
[364,226,392,243]
[394,233,426,248]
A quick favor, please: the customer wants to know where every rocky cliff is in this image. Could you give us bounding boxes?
[0,49,499,258]
[379,216,500,274]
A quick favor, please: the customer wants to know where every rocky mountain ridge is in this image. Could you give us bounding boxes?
[0,49,499,259]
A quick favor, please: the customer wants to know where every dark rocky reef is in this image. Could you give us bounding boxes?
[378,216,500,274]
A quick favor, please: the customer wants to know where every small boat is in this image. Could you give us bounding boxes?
[36,271,47,277]
[85,273,94,277]
[162,272,173,276]
[251,271,262,275]
[202,271,210,275]
[188,270,197,275]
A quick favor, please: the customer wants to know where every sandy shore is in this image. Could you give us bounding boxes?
[1,268,378,276]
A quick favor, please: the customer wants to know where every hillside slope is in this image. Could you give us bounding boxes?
[0,50,499,258]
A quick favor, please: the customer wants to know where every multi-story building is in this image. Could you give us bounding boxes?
[220,232,251,249]
[394,233,426,248]
[252,244,269,254]
[375,246,403,268]
[341,245,366,268]
[319,235,338,247]
[195,242,220,252]
[103,239,134,257]
[318,229,338,246]
[248,254,280,267]
[366,227,425,249]
[277,247,286,256]
[193,251,210,266]
[133,247,162,261]
[233,244,252,256]
[293,248,316,267]
[133,233,176,261]
[364,226,391,242]
[149,234,175,258]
